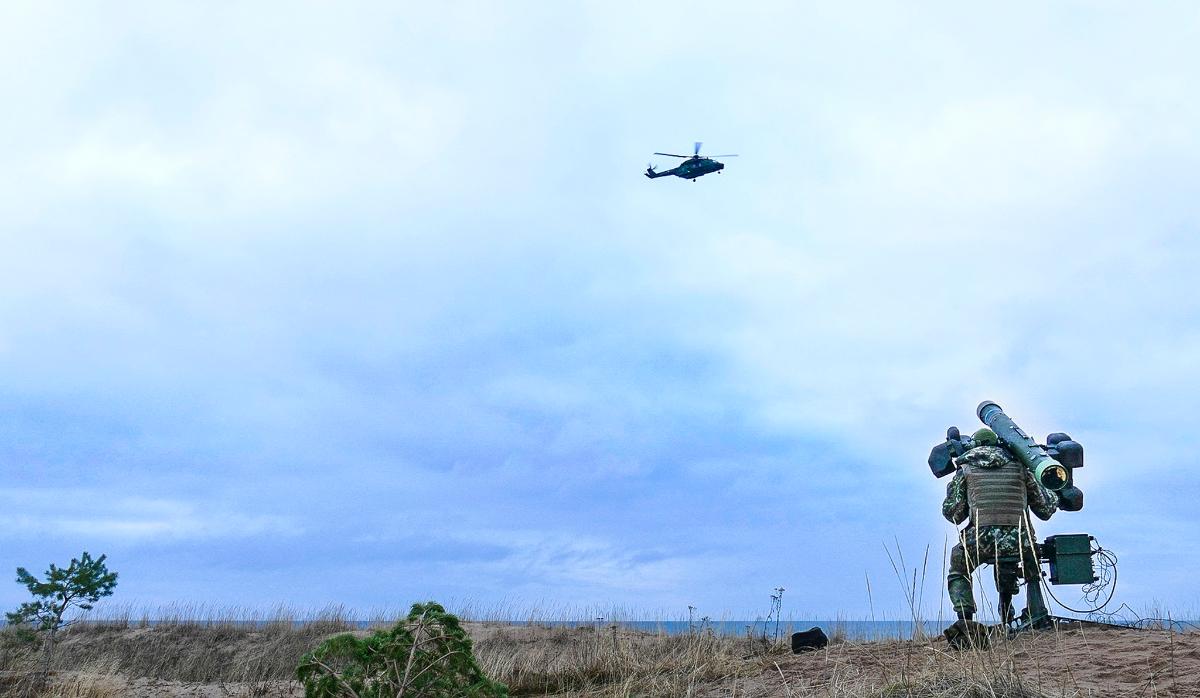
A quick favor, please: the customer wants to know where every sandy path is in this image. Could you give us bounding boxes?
[741,624,1200,697]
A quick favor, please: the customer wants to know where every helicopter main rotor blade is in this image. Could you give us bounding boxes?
[653,152,690,158]
[694,141,702,155]
[707,154,739,157]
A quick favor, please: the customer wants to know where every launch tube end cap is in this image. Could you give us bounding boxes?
[977,400,1002,422]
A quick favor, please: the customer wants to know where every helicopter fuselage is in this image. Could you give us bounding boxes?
[645,156,725,180]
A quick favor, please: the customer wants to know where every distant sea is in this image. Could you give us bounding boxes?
[0,618,958,638]
[530,617,1197,638]
[492,620,947,640]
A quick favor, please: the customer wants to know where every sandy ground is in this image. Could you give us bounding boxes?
[714,622,1200,697]
[4,620,1197,696]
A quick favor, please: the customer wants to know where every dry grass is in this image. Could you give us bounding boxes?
[771,620,1200,698]
[1,622,349,684]
[0,608,355,696]
[471,623,767,695]
[877,673,1048,698]
[0,659,125,698]
[0,617,775,696]
[868,639,1056,698]
[2,611,1196,697]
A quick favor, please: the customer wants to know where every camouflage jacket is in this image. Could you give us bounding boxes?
[942,445,1057,526]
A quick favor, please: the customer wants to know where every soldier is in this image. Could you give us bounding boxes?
[943,428,1057,625]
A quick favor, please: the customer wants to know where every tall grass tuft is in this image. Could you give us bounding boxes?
[470,622,765,695]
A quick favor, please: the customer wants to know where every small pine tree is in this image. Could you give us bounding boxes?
[297,601,507,697]
[6,552,118,675]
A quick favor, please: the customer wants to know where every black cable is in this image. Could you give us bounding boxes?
[1040,544,1117,615]
[1082,549,1118,606]
[1088,602,1200,632]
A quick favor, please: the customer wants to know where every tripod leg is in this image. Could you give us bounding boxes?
[1020,535,1051,628]
[998,592,1014,625]
[1025,580,1050,627]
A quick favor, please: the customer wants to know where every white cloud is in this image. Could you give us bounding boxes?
[469,529,691,597]
[840,96,1119,211]
[1,1,1198,614]
[0,489,300,542]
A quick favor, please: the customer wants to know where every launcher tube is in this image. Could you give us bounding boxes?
[977,401,1069,491]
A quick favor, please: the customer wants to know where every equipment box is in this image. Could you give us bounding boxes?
[1043,534,1096,585]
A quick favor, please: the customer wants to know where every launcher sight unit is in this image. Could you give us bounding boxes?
[928,401,1085,512]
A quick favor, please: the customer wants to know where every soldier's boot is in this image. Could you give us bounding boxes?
[944,618,988,650]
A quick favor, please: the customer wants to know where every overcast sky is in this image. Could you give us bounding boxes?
[2,1,1198,621]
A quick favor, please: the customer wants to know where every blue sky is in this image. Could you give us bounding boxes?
[2,2,1199,620]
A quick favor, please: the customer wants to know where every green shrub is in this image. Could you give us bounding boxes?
[296,602,507,698]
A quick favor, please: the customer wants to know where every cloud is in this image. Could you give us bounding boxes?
[0,488,300,541]
[1,1,1198,616]
[840,96,1119,210]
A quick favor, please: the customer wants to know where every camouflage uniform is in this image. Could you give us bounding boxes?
[943,444,1057,616]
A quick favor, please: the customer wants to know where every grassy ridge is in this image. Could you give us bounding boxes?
[2,609,1196,697]
[0,616,760,696]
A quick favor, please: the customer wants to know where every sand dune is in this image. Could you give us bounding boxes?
[2,619,1196,696]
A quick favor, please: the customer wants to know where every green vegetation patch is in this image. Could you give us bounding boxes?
[297,601,507,698]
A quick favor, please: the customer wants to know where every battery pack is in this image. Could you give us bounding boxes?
[1043,534,1097,585]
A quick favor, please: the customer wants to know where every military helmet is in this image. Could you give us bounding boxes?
[971,428,999,447]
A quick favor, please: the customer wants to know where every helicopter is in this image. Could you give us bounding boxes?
[645,142,738,181]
